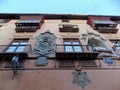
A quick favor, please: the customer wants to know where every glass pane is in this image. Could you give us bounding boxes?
[94,47,106,51]
[116,46,120,50]
[64,42,71,45]
[114,43,120,46]
[11,42,19,45]
[15,46,25,52]
[6,46,16,52]
[72,42,80,45]
[74,46,83,52]
[20,42,28,45]
[65,46,73,52]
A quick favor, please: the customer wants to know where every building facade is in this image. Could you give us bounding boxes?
[0,15,120,90]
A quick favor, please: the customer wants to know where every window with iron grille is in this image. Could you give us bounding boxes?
[62,19,69,22]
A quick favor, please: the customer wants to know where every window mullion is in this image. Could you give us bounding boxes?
[72,42,75,52]
[14,42,20,52]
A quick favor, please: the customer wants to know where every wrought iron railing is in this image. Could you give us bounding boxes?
[56,44,94,53]
[98,27,118,33]
[0,45,32,60]
[0,45,32,53]
[59,24,79,32]
[56,44,99,60]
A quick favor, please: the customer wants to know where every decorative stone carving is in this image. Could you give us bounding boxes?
[35,57,48,66]
[82,31,112,52]
[73,70,90,90]
[34,30,56,66]
[104,57,116,66]
[83,31,120,59]
[34,30,57,56]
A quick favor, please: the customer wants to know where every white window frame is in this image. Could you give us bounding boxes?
[6,39,28,53]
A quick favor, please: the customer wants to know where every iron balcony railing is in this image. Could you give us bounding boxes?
[0,45,32,60]
[15,26,38,32]
[97,27,118,33]
[56,44,99,60]
[59,24,79,32]
[56,44,94,52]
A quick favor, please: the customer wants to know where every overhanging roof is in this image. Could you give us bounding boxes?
[0,13,120,21]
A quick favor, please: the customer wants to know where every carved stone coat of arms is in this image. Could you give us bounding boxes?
[34,31,57,56]
[73,70,91,90]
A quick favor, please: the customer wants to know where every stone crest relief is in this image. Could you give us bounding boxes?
[34,31,56,66]
[73,70,91,90]
[34,30,57,56]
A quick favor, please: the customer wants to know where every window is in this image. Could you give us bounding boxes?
[80,61,97,67]
[63,38,83,52]
[6,39,29,53]
[59,61,75,67]
[62,19,69,22]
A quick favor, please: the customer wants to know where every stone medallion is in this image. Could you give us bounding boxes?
[73,70,90,90]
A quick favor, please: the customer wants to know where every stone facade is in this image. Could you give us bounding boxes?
[0,16,120,90]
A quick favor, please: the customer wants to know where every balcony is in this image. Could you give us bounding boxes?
[15,16,44,33]
[87,16,110,26]
[15,26,37,32]
[59,24,79,32]
[15,20,41,32]
[92,20,117,29]
[97,27,118,33]
[0,45,32,60]
[56,45,98,60]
